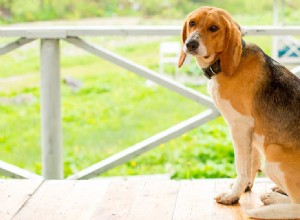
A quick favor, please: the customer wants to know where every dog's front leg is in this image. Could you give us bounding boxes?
[215,121,253,205]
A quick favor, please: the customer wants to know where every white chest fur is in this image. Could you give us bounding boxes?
[207,76,254,125]
[208,76,266,156]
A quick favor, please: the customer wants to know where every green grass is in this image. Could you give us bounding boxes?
[0,28,276,179]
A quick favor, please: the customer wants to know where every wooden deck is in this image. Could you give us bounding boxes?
[0,178,275,220]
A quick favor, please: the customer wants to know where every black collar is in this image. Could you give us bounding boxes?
[202,59,221,79]
[202,39,246,80]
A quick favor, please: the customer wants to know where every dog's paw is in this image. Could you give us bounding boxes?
[260,192,276,205]
[271,185,287,196]
[260,192,289,205]
[214,192,239,205]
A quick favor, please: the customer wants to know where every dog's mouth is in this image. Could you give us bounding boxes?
[186,49,210,59]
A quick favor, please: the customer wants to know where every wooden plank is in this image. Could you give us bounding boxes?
[247,179,288,220]
[211,178,272,220]
[248,179,269,210]
[55,180,111,219]
[12,180,110,220]
[211,179,247,220]
[91,179,145,219]
[172,179,215,220]
[12,180,77,220]
[127,180,180,220]
[0,179,43,220]
[0,178,274,220]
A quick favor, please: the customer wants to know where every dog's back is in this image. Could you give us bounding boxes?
[250,44,300,147]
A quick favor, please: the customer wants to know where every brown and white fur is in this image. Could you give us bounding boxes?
[178,6,300,219]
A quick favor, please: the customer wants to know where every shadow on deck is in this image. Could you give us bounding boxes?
[1,178,274,220]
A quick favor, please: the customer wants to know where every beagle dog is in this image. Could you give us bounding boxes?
[178,6,300,219]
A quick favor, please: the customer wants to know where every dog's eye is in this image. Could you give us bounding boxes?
[209,25,219,32]
[189,21,196,27]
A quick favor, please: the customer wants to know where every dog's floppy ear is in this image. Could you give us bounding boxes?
[178,21,187,68]
[219,17,243,76]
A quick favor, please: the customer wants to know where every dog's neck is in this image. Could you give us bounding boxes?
[201,39,246,80]
[202,59,221,79]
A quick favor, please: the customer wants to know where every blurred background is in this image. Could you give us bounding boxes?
[0,0,299,179]
[0,0,299,25]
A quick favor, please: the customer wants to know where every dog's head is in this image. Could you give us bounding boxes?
[178,7,243,76]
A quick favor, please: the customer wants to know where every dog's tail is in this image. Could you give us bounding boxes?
[246,204,300,219]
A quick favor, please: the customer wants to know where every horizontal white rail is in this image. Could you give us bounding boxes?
[0,26,300,38]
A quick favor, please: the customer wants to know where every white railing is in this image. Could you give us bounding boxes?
[0,25,300,180]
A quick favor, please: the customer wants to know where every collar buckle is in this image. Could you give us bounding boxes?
[202,59,221,79]
[209,65,217,75]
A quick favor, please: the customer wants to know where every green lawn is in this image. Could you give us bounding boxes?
[0,33,273,179]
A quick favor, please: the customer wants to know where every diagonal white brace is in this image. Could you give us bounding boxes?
[67,109,220,180]
[0,160,43,179]
[0,38,35,55]
[64,37,217,109]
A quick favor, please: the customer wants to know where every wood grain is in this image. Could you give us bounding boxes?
[0,179,43,220]
[0,178,274,220]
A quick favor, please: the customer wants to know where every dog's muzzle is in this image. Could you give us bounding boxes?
[186,40,199,53]
[184,31,208,57]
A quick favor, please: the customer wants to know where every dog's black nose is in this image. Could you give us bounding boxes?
[186,40,199,51]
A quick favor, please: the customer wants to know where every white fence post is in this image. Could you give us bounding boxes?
[40,39,63,179]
